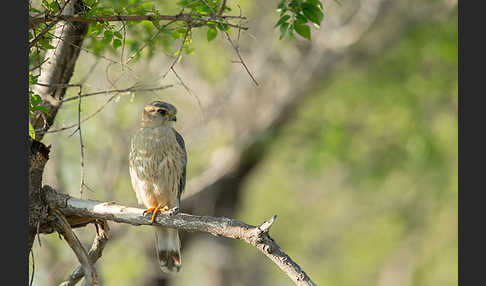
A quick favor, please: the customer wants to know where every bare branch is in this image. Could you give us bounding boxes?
[59,221,110,286]
[44,188,316,286]
[161,27,191,81]
[29,249,35,286]
[124,19,177,65]
[223,30,259,86]
[52,209,98,286]
[198,0,258,86]
[28,0,73,49]
[33,84,174,135]
[218,0,228,15]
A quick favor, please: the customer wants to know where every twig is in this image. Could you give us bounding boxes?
[198,0,259,86]
[124,19,177,65]
[44,190,317,286]
[218,0,228,15]
[44,30,131,68]
[36,220,42,247]
[161,27,191,81]
[59,221,110,286]
[28,0,73,48]
[76,87,86,198]
[30,14,248,29]
[121,20,126,70]
[29,248,35,286]
[224,30,259,86]
[60,85,174,103]
[170,67,204,119]
[52,209,98,286]
[29,58,50,72]
[33,84,174,134]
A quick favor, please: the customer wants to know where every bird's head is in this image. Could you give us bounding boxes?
[141,101,178,128]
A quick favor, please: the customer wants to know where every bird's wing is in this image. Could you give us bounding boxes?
[173,128,187,200]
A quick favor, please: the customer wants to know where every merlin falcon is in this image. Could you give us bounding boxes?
[129,101,187,273]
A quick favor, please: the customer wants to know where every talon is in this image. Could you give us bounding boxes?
[150,205,169,223]
[143,207,156,216]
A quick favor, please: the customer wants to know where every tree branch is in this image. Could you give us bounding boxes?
[52,209,99,286]
[59,221,109,286]
[43,187,316,286]
[29,14,247,29]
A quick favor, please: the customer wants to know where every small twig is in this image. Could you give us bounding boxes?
[218,0,228,15]
[29,58,49,72]
[120,20,126,69]
[59,221,110,286]
[35,84,174,135]
[198,0,258,86]
[170,67,204,119]
[52,209,98,286]
[236,4,242,43]
[28,0,73,48]
[29,248,35,286]
[161,27,191,81]
[79,60,100,85]
[44,30,135,70]
[76,87,86,198]
[60,85,174,103]
[224,30,259,86]
[124,19,177,65]
[36,220,42,247]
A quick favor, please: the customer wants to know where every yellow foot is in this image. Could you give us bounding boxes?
[143,205,169,223]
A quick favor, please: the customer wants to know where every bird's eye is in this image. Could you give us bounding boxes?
[158,109,167,116]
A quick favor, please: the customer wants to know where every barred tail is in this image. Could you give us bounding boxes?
[155,227,181,273]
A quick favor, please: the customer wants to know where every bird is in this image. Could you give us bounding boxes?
[128,100,187,273]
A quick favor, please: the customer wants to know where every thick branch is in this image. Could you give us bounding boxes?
[28,138,51,255]
[43,188,316,286]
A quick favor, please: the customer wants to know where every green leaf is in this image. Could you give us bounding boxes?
[103,30,113,44]
[307,0,324,9]
[113,39,122,49]
[294,24,311,40]
[295,13,307,24]
[207,27,217,42]
[302,3,324,25]
[277,1,287,12]
[170,30,181,40]
[275,15,291,28]
[29,121,35,140]
[114,31,123,39]
[217,23,229,31]
[280,22,289,39]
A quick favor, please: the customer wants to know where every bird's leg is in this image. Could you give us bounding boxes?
[143,207,157,216]
[143,205,169,223]
[152,205,169,223]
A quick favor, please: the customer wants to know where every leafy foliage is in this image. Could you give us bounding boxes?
[275,0,324,40]
[28,0,324,137]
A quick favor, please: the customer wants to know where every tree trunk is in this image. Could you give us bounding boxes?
[32,0,90,140]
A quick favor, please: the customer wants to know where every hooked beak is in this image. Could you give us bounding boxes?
[171,115,177,122]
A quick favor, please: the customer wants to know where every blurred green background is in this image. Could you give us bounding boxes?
[30,1,457,285]
[236,15,458,286]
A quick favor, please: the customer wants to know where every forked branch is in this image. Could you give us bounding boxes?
[43,187,317,286]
